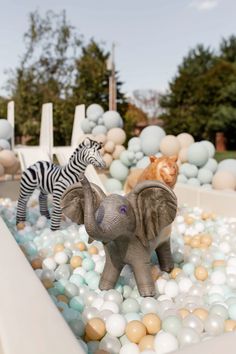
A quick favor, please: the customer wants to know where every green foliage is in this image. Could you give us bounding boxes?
[72,40,127,116]
[5,10,127,145]
[0,96,8,117]
[160,38,236,148]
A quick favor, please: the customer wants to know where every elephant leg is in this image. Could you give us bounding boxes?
[156,239,174,273]
[99,245,122,291]
[132,261,155,297]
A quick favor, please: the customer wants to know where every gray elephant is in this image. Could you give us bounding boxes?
[61,174,177,297]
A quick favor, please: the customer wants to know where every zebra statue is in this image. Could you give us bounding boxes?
[16,137,106,231]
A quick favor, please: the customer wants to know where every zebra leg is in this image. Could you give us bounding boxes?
[50,193,62,231]
[39,192,50,219]
[16,189,34,225]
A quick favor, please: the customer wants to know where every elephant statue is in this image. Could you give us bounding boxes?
[61,173,177,297]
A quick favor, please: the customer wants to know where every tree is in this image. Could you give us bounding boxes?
[7,10,82,145]
[132,89,161,119]
[72,40,127,116]
[160,41,236,148]
[124,103,148,141]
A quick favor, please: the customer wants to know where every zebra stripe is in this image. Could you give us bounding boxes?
[16,138,105,231]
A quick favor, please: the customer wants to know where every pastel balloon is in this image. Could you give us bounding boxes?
[212,170,236,190]
[200,140,215,158]
[0,119,13,139]
[105,178,122,192]
[86,104,104,121]
[109,160,129,181]
[103,111,121,129]
[107,128,126,145]
[0,150,17,167]
[177,133,194,148]
[92,125,107,136]
[187,143,209,167]
[0,139,10,150]
[160,135,181,156]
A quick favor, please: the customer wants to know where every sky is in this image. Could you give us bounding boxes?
[0,0,235,97]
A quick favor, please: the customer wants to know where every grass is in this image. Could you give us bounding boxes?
[215,151,236,162]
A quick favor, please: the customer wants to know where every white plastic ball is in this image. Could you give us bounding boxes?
[212,170,236,190]
[105,178,122,192]
[164,280,179,298]
[42,257,57,271]
[109,160,129,181]
[177,133,194,148]
[187,143,209,167]
[160,135,181,156]
[101,301,119,313]
[0,119,13,140]
[211,270,226,285]
[103,111,121,129]
[81,119,92,134]
[54,251,68,265]
[92,125,107,136]
[120,343,140,354]
[154,331,179,354]
[200,140,215,158]
[178,278,193,293]
[86,104,104,121]
[105,314,126,337]
[0,139,10,150]
[197,168,213,184]
[107,127,126,145]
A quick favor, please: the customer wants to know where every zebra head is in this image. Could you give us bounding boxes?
[77,137,106,168]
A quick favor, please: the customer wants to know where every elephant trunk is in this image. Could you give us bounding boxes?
[80,174,108,242]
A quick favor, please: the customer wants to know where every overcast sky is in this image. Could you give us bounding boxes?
[0,0,235,97]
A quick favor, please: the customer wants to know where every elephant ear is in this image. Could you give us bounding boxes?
[127,181,177,247]
[61,182,106,225]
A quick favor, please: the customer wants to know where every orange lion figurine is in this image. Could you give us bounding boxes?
[124,155,178,193]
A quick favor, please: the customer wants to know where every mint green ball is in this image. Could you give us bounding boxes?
[84,270,98,284]
[82,258,95,271]
[162,315,182,336]
[121,298,140,313]
[87,275,100,290]
[69,296,85,312]
[70,274,85,287]
[200,140,215,158]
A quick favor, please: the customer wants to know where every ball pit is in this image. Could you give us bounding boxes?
[1,192,236,354]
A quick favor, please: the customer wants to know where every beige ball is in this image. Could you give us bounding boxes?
[4,159,21,174]
[160,135,181,156]
[112,145,125,159]
[0,163,4,176]
[93,134,107,144]
[107,128,126,145]
[178,147,188,163]
[104,140,115,154]
[0,150,17,167]
[212,170,236,190]
[103,153,113,168]
[177,133,194,148]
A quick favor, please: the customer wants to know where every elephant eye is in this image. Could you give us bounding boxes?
[119,205,128,214]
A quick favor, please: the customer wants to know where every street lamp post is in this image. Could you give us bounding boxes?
[107,43,117,111]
